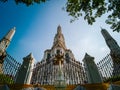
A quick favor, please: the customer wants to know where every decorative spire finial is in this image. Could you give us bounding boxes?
[57,25,62,34]
[5,27,16,41]
[13,27,16,30]
[52,25,67,49]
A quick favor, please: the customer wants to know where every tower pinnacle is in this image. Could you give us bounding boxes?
[57,25,62,34]
[4,27,16,41]
[52,25,67,50]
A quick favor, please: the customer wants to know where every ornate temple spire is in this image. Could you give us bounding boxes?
[52,25,67,50]
[0,27,16,64]
[0,27,16,55]
[57,25,62,34]
[101,28,120,76]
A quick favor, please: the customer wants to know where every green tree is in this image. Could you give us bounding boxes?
[1,0,46,6]
[65,0,120,32]
[0,74,14,84]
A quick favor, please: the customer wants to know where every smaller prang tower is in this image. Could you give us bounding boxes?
[0,27,15,59]
[101,29,120,76]
[0,27,15,73]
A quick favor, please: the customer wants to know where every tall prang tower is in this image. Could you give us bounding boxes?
[31,25,86,85]
[101,29,120,76]
[0,27,15,57]
[0,27,15,73]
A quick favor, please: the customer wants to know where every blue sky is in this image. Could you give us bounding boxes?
[0,0,120,63]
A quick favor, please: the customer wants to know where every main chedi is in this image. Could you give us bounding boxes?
[31,25,86,85]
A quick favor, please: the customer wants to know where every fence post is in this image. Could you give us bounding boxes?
[15,53,34,84]
[83,53,103,83]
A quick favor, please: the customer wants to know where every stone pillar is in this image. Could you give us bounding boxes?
[83,53,103,84]
[15,53,34,84]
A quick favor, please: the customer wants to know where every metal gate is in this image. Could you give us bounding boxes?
[0,52,21,84]
[97,54,120,82]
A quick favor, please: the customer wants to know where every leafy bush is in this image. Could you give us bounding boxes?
[0,74,14,84]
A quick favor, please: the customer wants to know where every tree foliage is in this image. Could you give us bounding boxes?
[65,0,120,32]
[15,0,46,6]
[1,0,120,32]
[0,0,46,6]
